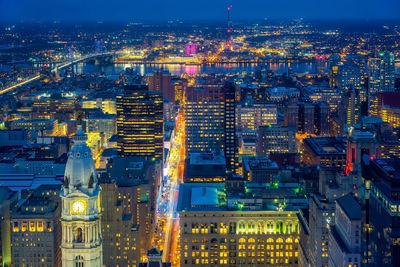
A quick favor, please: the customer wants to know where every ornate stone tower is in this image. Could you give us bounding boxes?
[61,126,102,267]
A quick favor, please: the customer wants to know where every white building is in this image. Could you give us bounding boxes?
[328,194,361,267]
[60,126,103,266]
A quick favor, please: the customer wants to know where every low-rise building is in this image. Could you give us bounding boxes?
[178,183,301,266]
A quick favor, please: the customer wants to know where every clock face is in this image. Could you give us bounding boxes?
[72,200,86,214]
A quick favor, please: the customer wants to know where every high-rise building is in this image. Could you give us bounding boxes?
[368,52,395,94]
[308,195,335,267]
[299,103,315,135]
[60,127,103,266]
[329,55,340,88]
[116,85,163,161]
[257,125,296,156]
[237,101,277,131]
[106,156,161,259]
[185,83,238,172]
[328,194,362,267]
[146,70,174,101]
[223,81,238,173]
[185,85,225,155]
[10,186,61,267]
[363,158,400,266]
[100,181,141,266]
[285,104,299,130]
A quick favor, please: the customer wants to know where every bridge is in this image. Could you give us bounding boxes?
[0,52,117,95]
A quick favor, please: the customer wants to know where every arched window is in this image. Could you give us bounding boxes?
[239,238,246,244]
[267,238,274,243]
[76,228,83,243]
[75,255,84,267]
[257,222,264,234]
[276,238,283,243]
[248,238,255,243]
[285,238,293,243]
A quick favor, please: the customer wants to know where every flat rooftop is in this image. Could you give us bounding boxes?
[337,194,361,220]
[304,136,346,156]
[190,187,219,207]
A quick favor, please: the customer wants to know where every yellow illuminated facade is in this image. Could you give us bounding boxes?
[116,86,163,160]
[179,211,300,266]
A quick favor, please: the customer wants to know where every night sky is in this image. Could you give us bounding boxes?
[1,0,400,22]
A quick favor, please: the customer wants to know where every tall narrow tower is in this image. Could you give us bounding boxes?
[61,126,103,267]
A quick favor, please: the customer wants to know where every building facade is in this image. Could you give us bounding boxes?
[60,127,103,266]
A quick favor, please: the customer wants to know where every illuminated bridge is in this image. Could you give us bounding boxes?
[0,52,118,95]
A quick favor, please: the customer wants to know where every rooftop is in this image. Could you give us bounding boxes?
[304,136,346,155]
[336,194,361,220]
[190,187,219,207]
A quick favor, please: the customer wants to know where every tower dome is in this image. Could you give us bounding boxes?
[64,126,97,190]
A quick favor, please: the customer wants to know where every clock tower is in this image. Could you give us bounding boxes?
[61,126,102,267]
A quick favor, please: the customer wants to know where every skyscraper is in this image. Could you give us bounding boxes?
[185,82,238,173]
[116,85,163,161]
[146,70,174,101]
[368,52,395,94]
[223,81,238,173]
[60,126,103,266]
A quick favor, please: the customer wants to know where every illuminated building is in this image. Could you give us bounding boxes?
[328,194,361,267]
[11,186,61,267]
[223,81,238,173]
[346,131,376,185]
[138,248,171,267]
[106,156,161,259]
[81,98,117,115]
[116,85,163,161]
[185,83,238,172]
[100,181,141,266]
[0,187,18,267]
[329,62,339,88]
[239,136,257,157]
[85,112,116,142]
[185,43,197,56]
[257,125,296,156]
[146,70,174,101]
[242,156,279,183]
[299,103,315,135]
[360,116,400,159]
[363,158,400,266]
[338,63,365,103]
[60,127,103,266]
[315,102,330,136]
[307,86,341,113]
[31,98,78,121]
[267,87,300,102]
[178,183,300,267]
[307,195,335,267]
[10,119,58,136]
[368,52,395,94]
[302,137,346,168]
[173,79,186,103]
[375,92,400,128]
[338,87,360,129]
[237,101,277,131]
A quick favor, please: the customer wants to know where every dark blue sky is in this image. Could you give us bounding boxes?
[1,0,400,22]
